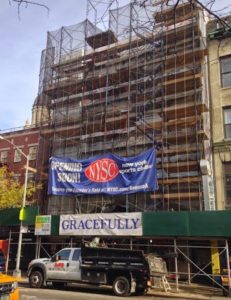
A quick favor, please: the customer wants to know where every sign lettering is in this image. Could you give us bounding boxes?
[59,213,142,236]
[48,148,158,196]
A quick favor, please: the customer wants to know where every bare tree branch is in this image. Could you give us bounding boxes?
[158,0,230,28]
[8,0,49,19]
[193,0,230,28]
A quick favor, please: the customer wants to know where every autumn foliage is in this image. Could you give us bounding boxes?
[0,166,39,209]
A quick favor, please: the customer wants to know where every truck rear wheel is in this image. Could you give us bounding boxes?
[29,270,44,288]
[113,276,131,297]
[135,287,147,296]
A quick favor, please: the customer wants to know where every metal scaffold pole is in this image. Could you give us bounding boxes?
[174,239,179,292]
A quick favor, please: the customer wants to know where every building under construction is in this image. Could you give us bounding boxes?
[34,0,212,215]
[19,1,231,289]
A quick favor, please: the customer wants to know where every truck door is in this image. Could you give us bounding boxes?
[46,249,71,280]
[66,249,81,281]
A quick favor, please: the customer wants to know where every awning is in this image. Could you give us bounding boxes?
[0,206,39,226]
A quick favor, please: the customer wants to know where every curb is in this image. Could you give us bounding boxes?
[147,290,210,300]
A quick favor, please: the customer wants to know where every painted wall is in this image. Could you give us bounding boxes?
[208,24,231,210]
[0,129,39,183]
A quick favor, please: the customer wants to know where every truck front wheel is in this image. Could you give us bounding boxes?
[113,276,131,297]
[29,270,44,288]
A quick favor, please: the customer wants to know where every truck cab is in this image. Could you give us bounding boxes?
[46,248,81,281]
[28,248,80,289]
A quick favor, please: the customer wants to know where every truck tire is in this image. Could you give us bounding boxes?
[29,270,44,288]
[135,287,147,296]
[113,276,131,297]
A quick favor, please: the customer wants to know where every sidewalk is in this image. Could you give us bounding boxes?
[147,282,227,299]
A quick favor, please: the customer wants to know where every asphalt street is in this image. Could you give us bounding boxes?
[19,286,173,300]
[19,286,227,300]
[18,277,229,300]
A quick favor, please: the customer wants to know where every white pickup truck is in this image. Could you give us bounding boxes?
[27,245,151,296]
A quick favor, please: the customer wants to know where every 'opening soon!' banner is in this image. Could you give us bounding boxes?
[48,148,158,196]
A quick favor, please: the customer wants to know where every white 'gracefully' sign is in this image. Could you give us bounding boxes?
[59,213,142,236]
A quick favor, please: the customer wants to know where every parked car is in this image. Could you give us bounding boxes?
[0,250,6,273]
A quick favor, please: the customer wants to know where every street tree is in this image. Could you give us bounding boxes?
[0,166,40,209]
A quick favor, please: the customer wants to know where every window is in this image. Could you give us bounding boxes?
[28,172,35,183]
[223,107,231,138]
[0,250,5,272]
[13,174,20,182]
[220,56,231,87]
[72,249,81,261]
[29,146,37,161]
[0,150,8,163]
[14,149,22,162]
[224,163,231,207]
[55,249,71,261]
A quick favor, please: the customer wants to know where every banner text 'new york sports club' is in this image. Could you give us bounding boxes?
[48,148,158,196]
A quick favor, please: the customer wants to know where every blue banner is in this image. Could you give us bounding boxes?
[48,148,158,196]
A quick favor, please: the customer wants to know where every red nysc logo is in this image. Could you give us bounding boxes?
[85,158,119,182]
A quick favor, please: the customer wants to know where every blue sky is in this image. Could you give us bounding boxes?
[0,0,87,130]
[0,0,230,131]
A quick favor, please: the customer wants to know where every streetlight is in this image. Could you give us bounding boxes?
[0,135,29,277]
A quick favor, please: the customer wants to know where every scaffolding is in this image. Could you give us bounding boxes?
[31,234,231,294]
[35,0,211,215]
